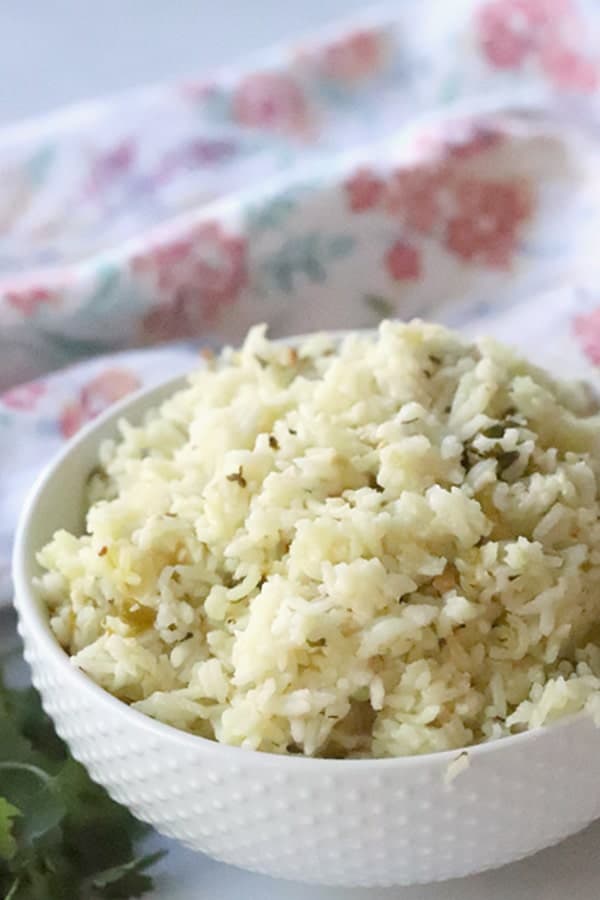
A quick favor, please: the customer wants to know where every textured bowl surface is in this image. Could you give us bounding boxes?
[12,363,600,887]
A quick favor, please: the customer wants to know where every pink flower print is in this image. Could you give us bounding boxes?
[412,120,504,169]
[344,168,385,212]
[59,405,84,440]
[86,140,136,196]
[573,309,600,366]
[1,381,46,411]
[539,38,599,91]
[384,241,421,281]
[5,285,61,317]
[157,139,238,184]
[477,0,538,68]
[137,222,247,341]
[60,369,140,439]
[383,165,452,236]
[477,0,598,90]
[477,0,569,69]
[444,178,532,267]
[446,125,503,160]
[232,72,311,137]
[318,29,388,83]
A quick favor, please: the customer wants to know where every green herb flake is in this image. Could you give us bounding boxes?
[497,450,520,474]
[86,466,108,485]
[482,423,505,439]
[368,473,385,493]
[226,467,247,488]
[461,446,471,472]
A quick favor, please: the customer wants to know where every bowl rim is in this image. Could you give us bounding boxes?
[11,331,591,770]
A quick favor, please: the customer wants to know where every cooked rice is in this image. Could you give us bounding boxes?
[37,320,600,757]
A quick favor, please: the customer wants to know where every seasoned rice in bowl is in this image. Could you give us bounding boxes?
[36,320,600,758]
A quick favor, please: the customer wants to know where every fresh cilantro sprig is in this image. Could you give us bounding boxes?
[0,660,166,900]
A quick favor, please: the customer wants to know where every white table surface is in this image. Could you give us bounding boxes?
[0,0,371,128]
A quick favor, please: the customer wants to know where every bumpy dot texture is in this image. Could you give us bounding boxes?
[17,606,600,887]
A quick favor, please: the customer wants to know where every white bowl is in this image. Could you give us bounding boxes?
[12,366,600,887]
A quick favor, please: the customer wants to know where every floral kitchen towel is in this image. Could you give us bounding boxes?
[3,0,600,601]
[2,0,600,386]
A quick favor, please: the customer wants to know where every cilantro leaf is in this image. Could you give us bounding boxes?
[6,687,65,763]
[0,643,166,900]
[91,850,167,898]
[0,763,65,847]
[0,798,20,861]
[57,758,148,876]
[0,718,39,768]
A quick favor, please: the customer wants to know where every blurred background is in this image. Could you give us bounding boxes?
[0,0,370,126]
